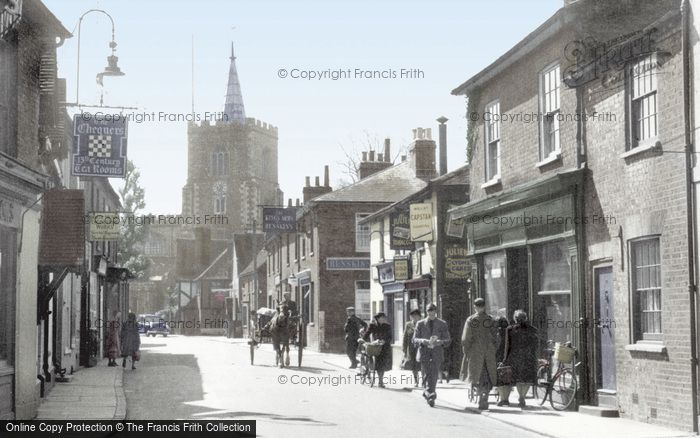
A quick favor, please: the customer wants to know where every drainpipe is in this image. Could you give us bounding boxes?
[682,0,699,433]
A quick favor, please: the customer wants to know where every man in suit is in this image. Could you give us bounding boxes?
[344,307,367,368]
[413,303,451,407]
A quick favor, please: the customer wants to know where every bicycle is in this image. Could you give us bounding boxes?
[358,339,383,387]
[534,340,580,410]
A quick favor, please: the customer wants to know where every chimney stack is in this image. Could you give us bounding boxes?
[305,176,310,187]
[315,176,320,186]
[362,151,368,161]
[437,116,448,176]
[296,198,300,207]
[324,165,329,187]
[287,198,292,207]
[303,165,333,202]
[369,150,375,162]
[384,138,391,162]
[409,127,437,180]
[377,153,383,162]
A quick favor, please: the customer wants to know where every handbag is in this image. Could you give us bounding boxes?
[134,351,141,362]
[496,362,513,386]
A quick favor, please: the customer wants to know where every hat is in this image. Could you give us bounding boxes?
[346,306,355,311]
[409,308,421,316]
[426,303,437,311]
[374,312,386,320]
[474,298,486,307]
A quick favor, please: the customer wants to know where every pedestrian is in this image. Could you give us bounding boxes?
[502,309,539,408]
[413,303,451,407]
[460,298,498,410]
[120,312,141,370]
[402,308,422,387]
[494,316,511,406]
[106,310,121,367]
[344,306,367,368]
[279,291,297,317]
[362,312,392,388]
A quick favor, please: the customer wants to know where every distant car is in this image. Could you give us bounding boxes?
[137,314,159,334]
[146,320,169,337]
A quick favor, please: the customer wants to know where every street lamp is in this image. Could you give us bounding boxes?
[74,9,125,105]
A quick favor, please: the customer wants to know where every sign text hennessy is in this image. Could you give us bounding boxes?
[72,114,128,178]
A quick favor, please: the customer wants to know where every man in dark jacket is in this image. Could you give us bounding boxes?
[344,307,367,368]
[413,303,451,407]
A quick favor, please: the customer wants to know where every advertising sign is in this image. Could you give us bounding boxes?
[326,258,371,270]
[39,189,85,267]
[72,115,128,177]
[88,212,121,241]
[445,246,469,280]
[262,207,297,233]
[390,209,413,250]
[410,203,433,242]
[394,257,410,281]
[376,262,395,284]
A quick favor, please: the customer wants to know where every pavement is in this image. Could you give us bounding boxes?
[33,337,697,438]
[35,358,126,420]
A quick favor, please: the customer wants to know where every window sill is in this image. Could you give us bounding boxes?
[621,141,661,159]
[480,178,501,189]
[624,342,667,354]
[0,364,14,377]
[536,152,562,168]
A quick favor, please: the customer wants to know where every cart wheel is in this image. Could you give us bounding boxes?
[297,320,304,367]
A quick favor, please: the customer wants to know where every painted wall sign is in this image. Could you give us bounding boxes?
[326,258,371,270]
[410,203,433,242]
[72,115,128,177]
[445,246,469,280]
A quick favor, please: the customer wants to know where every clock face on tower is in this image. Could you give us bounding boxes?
[213,181,227,197]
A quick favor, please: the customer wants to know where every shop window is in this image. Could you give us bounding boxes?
[0,226,16,366]
[393,294,405,343]
[533,241,572,344]
[483,251,507,318]
[631,237,661,342]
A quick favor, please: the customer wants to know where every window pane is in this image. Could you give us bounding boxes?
[632,238,661,339]
[533,240,572,345]
[483,251,507,318]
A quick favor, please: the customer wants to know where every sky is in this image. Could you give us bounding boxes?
[45,0,562,215]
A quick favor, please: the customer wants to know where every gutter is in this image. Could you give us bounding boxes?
[682,0,699,433]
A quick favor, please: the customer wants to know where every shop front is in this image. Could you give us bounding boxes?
[449,170,585,369]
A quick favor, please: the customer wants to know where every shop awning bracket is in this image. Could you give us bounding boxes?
[37,267,70,322]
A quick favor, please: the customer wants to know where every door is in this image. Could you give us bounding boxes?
[595,266,616,391]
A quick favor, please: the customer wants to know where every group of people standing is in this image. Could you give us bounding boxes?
[343,297,539,410]
[106,311,142,369]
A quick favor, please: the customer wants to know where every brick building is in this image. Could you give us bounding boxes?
[449,0,695,430]
[181,44,281,240]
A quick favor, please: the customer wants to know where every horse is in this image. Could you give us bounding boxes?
[268,306,293,368]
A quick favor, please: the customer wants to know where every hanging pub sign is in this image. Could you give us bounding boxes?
[394,256,410,281]
[410,202,433,242]
[390,208,413,250]
[262,207,297,232]
[446,208,466,238]
[72,114,128,177]
[376,261,395,284]
[445,245,469,280]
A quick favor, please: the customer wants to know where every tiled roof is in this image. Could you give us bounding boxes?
[240,250,267,277]
[310,162,429,204]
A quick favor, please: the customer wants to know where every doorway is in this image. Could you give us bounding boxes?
[594,266,617,395]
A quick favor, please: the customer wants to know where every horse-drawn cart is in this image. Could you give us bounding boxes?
[249,307,304,368]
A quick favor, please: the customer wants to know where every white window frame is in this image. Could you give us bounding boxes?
[539,63,561,161]
[630,236,662,343]
[214,194,226,214]
[484,100,501,183]
[628,54,658,150]
[355,213,371,252]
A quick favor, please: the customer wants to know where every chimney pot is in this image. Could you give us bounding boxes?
[438,116,448,176]
[362,151,367,162]
[426,128,432,140]
[377,153,383,162]
[315,176,320,186]
[369,150,375,162]
[295,198,300,207]
[287,198,292,207]
[384,138,391,162]
[305,176,310,187]
[324,165,329,187]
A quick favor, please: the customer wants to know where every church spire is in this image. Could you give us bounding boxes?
[223,42,246,123]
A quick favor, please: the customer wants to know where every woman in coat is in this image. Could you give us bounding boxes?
[402,309,422,387]
[120,312,141,370]
[106,310,121,367]
[363,312,392,388]
[503,309,539,408]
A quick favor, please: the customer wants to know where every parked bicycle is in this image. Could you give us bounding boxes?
[534,340,580,410]
[358,339,384,387]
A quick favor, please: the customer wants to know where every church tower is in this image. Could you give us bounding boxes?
[181,44,281,239]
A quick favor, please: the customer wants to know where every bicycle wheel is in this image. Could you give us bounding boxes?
[297,320,303,368]
[535,365,548,403]
[550,368,577,411]
[369,356,377,388]
[359,355,371,385]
